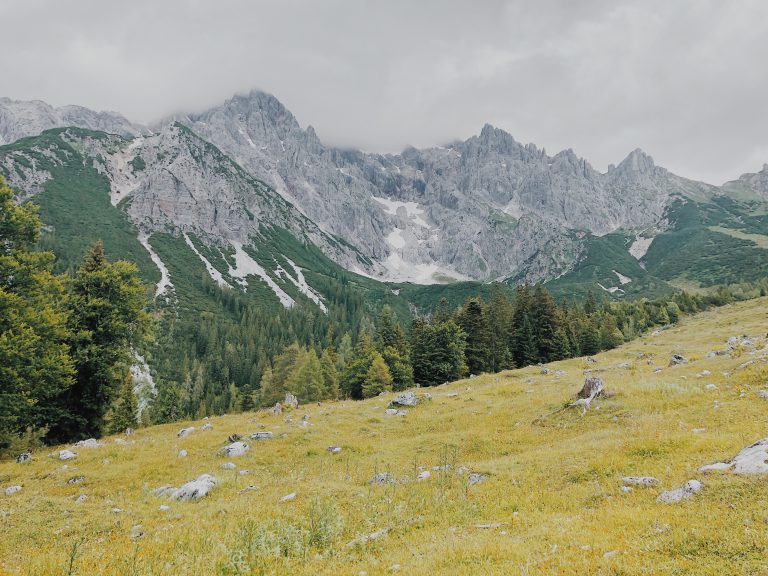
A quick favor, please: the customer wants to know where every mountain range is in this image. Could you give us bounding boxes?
[2,90,768,314]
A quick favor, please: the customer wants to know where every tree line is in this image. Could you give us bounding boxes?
[0,177,149,454]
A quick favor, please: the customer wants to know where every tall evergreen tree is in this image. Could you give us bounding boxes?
[362,351,393,398]
[456,297,491,375]
[341,332,375,399]
[488,283,514,372]
[0,177,74,449]
[106,372,138,434]
[531,285,559,362]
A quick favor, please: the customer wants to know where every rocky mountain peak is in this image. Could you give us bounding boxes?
[617,148,655,175]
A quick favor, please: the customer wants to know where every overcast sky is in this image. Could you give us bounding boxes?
[2,0,767,184]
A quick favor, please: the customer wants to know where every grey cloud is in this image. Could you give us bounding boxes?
[1,0,767,184]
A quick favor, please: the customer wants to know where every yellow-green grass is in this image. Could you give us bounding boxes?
[709,226,768,250]
[3,299,768,575]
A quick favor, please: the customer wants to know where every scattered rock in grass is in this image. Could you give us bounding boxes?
[699,462,732,473]
[474,523,503,529]
[124,427,134,436]
[102,459,110,465]
[653,368,663,373]
[239,485,259,494]
[115,438,132,446]
[280,492,296,502]
[621,476,659,488]
[249,431,274,440]
[759,390,768,399]
[284,393,299,409]
[692,428,706,434]
[57,450,77,461]
[669,354,688,366]
[66,476,85,485]
[445,392,459,398]
[201,423,212,431]
[220,462,236,470]
[267,402,282,415]
[177,450,187,458]
[705,383,718,391]
[697,370,711,378]
[604,551,619,559]
[16,451,31,464]
[75,495,87,503]
[385,408,406,416]
[111,508,123,513]
[617,362,629,369]
[168,474,216,501]
[468,473,487,487]
[656,480,703,503]
[238,469,249,475]
[130,525,144,539]
[391,392,418,407]
[620,486,632,493]
[177,427,194,438]
[220,441,249,457]
[159,504,170,511]
[227,434,243,442]
[585,357,597,364]
[74,438,104,448]
[417,470,430,481]
[346,527,390,548]
[577,377,604,400]
[328,445,342,454]
[698,437,768,474]
[369,472,394,485]
[5,486,22,496]
[540,367,551,375]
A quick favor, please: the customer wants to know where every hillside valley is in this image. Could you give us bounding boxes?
[3,297,768,574]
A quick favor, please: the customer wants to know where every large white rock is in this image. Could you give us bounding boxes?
[5,485,22,496]
[177,427,195,438]
[220,441,249,457]
[699,437,768,475]
[657,480,703,503]
[169,474,216,501]
[58,450,77,461]
[74,438,104,448]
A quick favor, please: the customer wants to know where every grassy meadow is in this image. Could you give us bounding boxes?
[3,298,768,575]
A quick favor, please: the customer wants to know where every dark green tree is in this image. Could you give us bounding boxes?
[456,297,491,375]
[0,177,74,450]
[49,242,150,442]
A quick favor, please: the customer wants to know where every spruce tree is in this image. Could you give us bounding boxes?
[49,241,150,442]
[362,351,393,398]
[531,285,559,362]
[488,283,514,372]
[340,332,375,399]
[456,297,491,375]
[106,373,138,434]
[0,177,74,449]
[381,345,414,391]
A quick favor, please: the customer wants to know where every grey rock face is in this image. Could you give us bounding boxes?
[173,92,718,283]
[0,97,146,145]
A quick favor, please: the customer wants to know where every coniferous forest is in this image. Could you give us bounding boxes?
[1,174,763,454]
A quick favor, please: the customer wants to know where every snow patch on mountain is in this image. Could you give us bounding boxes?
[386,228,406,249]
[629,236,654,260]
[228,241,295,308]
[183,233,232,289]
[613,270,632,285]
[281,257,327,313]
[373,197,430,228]
[138,233,173,298]
[598,283,625,295]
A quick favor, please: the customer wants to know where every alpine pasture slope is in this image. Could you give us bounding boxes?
[3,297,768,575]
